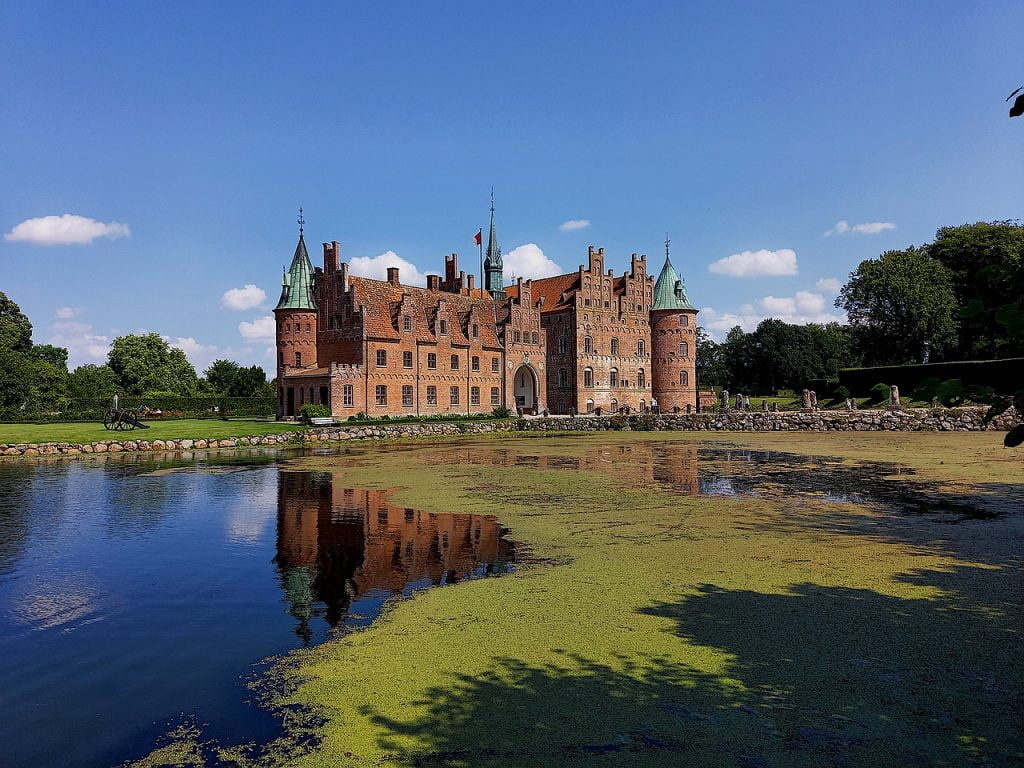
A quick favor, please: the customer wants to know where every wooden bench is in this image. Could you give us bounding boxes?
[308,416,337,427]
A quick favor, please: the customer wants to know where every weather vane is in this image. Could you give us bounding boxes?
[490,187,494,212]
[298,207,305,236]
[665,232,671,260]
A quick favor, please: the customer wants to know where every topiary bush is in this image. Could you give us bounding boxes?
[300,404,331,423]
[867,383,890,404]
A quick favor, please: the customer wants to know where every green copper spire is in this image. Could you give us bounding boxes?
[484,190,504,297]
[652,236,695,311]
[276,210,318,310]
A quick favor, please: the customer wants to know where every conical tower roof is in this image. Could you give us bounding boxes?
[484,194,501,271]
[276,234,318,310]
[652,256,695,311]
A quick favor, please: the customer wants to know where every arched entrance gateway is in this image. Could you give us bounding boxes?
[513,364,540,414]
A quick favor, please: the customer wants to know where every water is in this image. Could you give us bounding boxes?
[0,452,516,768]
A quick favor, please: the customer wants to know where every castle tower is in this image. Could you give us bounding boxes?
[650,237,698,412]
[483,191,504,299]
[275,212,319,417]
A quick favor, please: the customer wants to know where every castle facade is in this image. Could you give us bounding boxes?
[274,209,698,419]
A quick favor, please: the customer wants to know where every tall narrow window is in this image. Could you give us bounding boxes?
[490,387,500,405]
[375,385,387,406]
[472,323,479,338]
[584,336,593,354]
[376,349,387,367]
[557,336,566,355]
[680,370,689,386]
[472,355,480,371]
[680,314,689,326]
[532,332,538,345]
[679,341,688,358]
[426,386,437,405]
[450,354,459,370]
[402,385,413,406]
[427,353,437,369]
[610,338,619,355]
[471,386,480,405]
[439,319,448,335]
[609,368,619,387]
[637,340,646,356]
[403,350,413,368]
[343,384,354,407]
[491,357,499,372]
[638,368,646,388]
[558,368,568,387]
[403,316,412,332]
[584,367,594,387]
[294,352,301,367]
[450,386,460,405]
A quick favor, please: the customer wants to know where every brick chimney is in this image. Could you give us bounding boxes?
[387,267,400,285]
[427,274,440,292]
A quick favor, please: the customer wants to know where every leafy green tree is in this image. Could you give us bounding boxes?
[204,359,241,394]
[0,291,33,353]
[107,333,198,395]
[67,364,119,400]
[232,365,269,397]
[837,247,958,365]
[926,221,1024,359]
[0,347,32,409]
[695,327,727,388]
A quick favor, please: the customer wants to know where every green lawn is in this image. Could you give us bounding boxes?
[0,418,302,444]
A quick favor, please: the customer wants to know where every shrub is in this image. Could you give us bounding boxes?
[867,383,890,404]
[838,358,1024,397]
[491,407,513,419]
[300,404,331,423]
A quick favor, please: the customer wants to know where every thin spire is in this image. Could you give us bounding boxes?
[665,232,671,262]
[297,207,305,237]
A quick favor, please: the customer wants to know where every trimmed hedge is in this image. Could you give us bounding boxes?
[838,358,1024,397]
[0,395,275,423]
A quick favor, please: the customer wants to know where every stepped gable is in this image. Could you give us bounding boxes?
[347,275,501,348]
[505,272,579,312]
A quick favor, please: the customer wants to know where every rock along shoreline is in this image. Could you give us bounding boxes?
[0,407,1016,460]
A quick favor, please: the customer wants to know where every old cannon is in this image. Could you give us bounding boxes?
[102,396,150,431]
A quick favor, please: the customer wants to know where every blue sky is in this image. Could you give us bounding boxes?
[2,1,1021,371]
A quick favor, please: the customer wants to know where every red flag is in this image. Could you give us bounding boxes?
[474,228,482,246]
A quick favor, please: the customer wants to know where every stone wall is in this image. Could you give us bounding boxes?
[0,407,1015,459]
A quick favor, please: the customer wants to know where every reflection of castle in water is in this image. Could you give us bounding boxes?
[275,471,515,642]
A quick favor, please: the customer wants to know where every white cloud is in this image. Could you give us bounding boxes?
[220,284,267,311]
[239,314,276,341]
[824,220,896,236]
[348,250,429,286]
[503,243,563,282]
[815,277,841,293]
[708,248,798,277]
[558,219,591,232]
[55,306,81,319]
[700,291,844,340]
[4,214,130,245]
[168,336,219,371]
[49,317,111,369]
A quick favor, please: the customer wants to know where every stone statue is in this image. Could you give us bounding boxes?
[889,384,900,408]
[743,395,751,411]
[810,391,818,410]
[931,397,940,409]
[735,392,743,410]
[770,401,779,413]
[761,399,769,413]
[721,389,730,411]
[801,389,813,409]
[685,403,692,414]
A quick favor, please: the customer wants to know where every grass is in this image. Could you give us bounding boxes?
[0,417,302,445]
[131,432,1023,767]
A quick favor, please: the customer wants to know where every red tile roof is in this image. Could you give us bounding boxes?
[506,272,580,313]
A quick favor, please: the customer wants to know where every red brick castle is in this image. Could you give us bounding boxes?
[274,205,698,418]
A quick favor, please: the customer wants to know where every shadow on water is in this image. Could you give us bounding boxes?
[364,567,1022,767]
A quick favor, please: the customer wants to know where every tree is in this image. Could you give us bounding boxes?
[926,221,1024,359]
[107,333,198,395]
[204,359,241,394]
[0,291,32,353]
[203,360,269,396]
[232,365,270,397]
[67,364,119,400]
[837,247,958,365]
[695,327,727,388]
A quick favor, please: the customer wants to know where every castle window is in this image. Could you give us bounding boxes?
[471,386,480,405]
[584,336,593,355]
[343,385,354,407]
[586,399,594,412]
[604,301,610,308]
[375,385,387,406]
[439,319,448,335]
[680,370,688,386]
[680,314,689,326]
[450,386,460,405]
[426,386,437,405]
[376,349,387,367]
[403,350,413,368]
[679,341,688,358]
[514,331,521,343]
[609,368,619,387]
[450,354,459,370]
[328,316,335,330]
[584,298,591,306]
[638,368,646,388]
[402,385,414,406]
[490,387,500,405]
[279,351,284,366]
[559,368,568,387]
[403,316,412,332]
[611,398,618,412]
[584,367,594,387]
[610,338,619,355]
[557,336,566,355]
[472,323,479,338]
[491,357,499,373]
[427,353,437,369]
[532,332,538,345]
[472,355,480,372]
[294,352,301,367]
[637,340,646,356]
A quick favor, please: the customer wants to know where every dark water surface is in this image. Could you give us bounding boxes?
[0,450,516,768]
[0,439,1015,768]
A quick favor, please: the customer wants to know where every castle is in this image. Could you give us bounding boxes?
[274,205,698,419]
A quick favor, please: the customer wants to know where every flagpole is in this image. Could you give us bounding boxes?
[478,229,483,295]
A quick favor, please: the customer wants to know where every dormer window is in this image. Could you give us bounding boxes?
[439,319,448,335]
[472,323,479,338]
[403,316,412,332]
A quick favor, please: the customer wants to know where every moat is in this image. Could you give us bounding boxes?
[0,434,1020,767]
